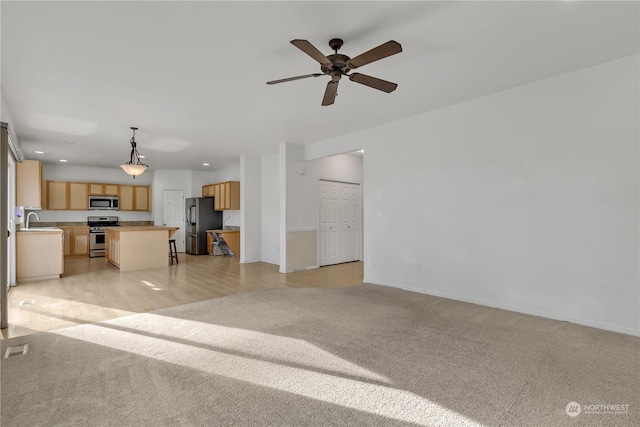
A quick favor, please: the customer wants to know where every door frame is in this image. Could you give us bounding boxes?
[317,178,362,268]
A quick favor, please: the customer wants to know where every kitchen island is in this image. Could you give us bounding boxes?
[105,226,178,272]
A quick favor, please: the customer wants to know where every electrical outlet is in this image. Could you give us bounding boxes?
[416,264,422,272]
[377,213,384,221]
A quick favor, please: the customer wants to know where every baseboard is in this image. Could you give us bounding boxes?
[366,280,640,337]
[292,265,319,272]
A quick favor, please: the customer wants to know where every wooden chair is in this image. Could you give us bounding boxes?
[169,239,178,264]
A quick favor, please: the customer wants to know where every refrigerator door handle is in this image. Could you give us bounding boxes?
[189,206,196,225]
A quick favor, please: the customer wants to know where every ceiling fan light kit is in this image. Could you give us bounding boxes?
[120,126,148,178]
[267,38,402,106]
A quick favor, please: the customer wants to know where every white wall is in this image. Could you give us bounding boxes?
[240,156,261,263]
[305,54,640,336]
[37,163,153,222]
[261,153,279,265]
[1,90,16,131]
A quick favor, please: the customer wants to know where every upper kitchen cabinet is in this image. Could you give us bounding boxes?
[16,159,43,209]
[134,186,150,211]
[46,181,88,210]
[202,184,215,198]
[218,181,240,211]
[119,185,134,210]
[89,183,119,196]
[204,181,240,211]
[119,185,151,211]
[46,181,68,210]
[69,182,88,210]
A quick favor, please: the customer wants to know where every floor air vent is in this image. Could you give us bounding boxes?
[4,344,29,359]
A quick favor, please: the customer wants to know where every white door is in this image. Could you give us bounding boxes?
[162,191,185,252]
[319,180,360,266]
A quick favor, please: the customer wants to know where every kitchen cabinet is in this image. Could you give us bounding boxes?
[134,186,150,211]
[119,185,134,210]
[60,226,89,257]
[203,181,240,211]
[213,184,221,210]
[89,183,119,196]
[16,229,64,282]
[202,184,215,197]
[46,181,68,210]
[119,185,151,211]
[69,182,88,210]
[206,230,240,256]
[219,181,240,210]
[16,159,43,209]
[46,181,88,210]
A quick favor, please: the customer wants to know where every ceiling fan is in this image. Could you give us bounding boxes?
[267,38,402,106]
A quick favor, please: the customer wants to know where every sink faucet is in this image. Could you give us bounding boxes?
[25,212,40,229]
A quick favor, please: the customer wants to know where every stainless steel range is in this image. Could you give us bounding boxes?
[88,216,120,258]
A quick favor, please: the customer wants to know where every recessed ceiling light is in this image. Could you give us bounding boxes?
[34,150,44,154]
[202,163,210,166]
[360,149,364,153]
[59,159,68,162]
[139,155,145,159]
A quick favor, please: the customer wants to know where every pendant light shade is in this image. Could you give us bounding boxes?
[120,126,148,178]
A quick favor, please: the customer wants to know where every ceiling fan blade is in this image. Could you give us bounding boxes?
[266,73,323,85]
[349,73,398,93]
[321,80,339,106]
[347,40,402,69]
[291,40,332,66]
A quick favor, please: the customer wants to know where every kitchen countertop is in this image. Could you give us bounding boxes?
[17,228,63,233]
[208,229,240,234]
[33,221,154,227]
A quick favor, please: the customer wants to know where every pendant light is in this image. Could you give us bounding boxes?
[120,126,148,178]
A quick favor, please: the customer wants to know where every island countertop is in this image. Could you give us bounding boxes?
[105,226,178,237]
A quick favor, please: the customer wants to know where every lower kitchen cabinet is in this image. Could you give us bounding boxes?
[16,230,64,282]
[206,230,240,256]
[60,226,90,257]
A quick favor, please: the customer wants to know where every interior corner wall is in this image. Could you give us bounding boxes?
[306,54,640,336]
[1,89,16,127]
[261,153,280,265]
[240,156,261,263]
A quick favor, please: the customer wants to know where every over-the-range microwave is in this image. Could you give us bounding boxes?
[88,196,119,210]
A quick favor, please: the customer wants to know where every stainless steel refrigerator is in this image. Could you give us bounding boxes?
[185,197,223,255]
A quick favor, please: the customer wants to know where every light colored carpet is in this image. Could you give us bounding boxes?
[1,284,638,426]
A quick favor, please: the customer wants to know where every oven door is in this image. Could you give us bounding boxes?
[89,232,106,257]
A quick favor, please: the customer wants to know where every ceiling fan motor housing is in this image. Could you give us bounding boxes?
[322,54,351,73]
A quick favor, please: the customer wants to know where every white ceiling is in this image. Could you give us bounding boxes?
[2,1,638,171]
